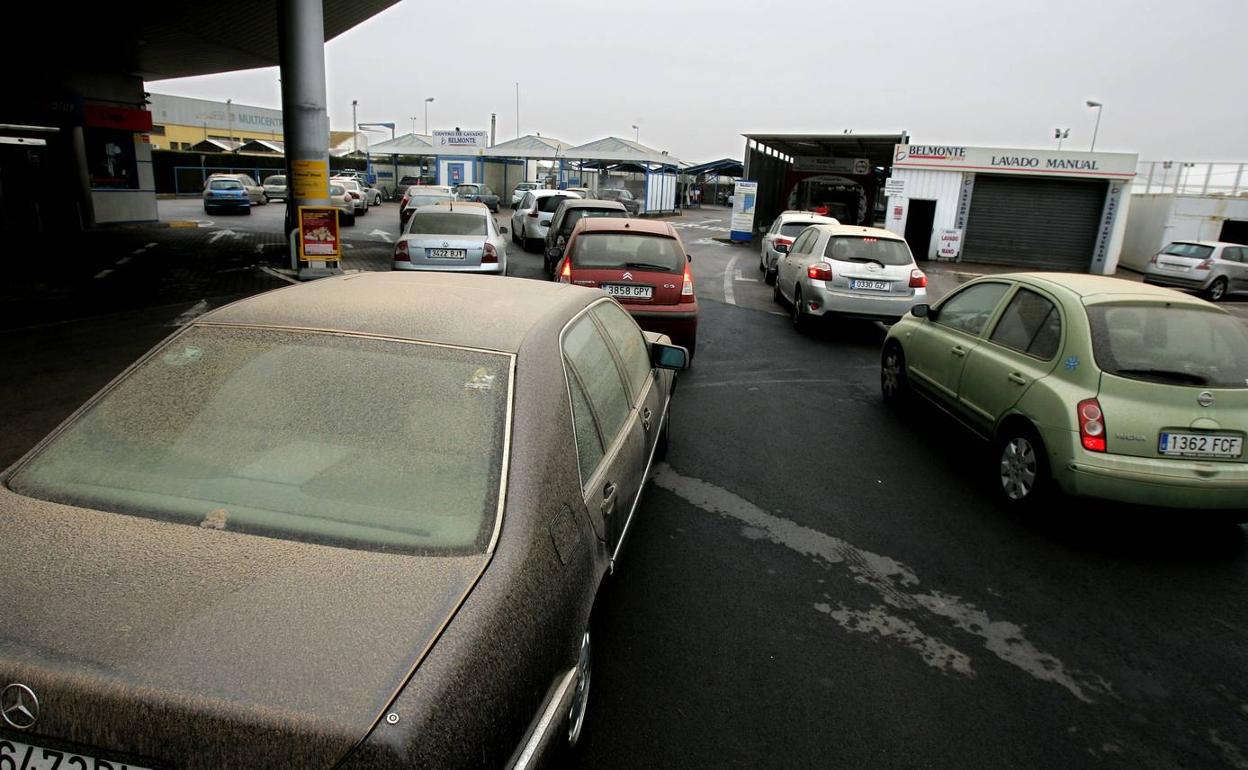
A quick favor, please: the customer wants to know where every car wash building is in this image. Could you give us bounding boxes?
[885,144,1137,274]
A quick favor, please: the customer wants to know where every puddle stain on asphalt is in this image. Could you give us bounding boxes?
[815,603,976,677]
[653,463,1109,704]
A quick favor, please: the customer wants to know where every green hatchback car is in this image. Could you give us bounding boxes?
[881,273,1248,514]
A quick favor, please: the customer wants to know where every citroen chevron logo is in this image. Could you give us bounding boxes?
[1,683,38,730]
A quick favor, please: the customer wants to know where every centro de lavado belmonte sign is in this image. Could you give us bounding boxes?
[432,130,489,153]
[892,144,1137,180]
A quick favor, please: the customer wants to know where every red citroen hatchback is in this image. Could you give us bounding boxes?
[557,217,698,355]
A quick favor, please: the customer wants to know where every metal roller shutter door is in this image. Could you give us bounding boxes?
[961,175,1107,269]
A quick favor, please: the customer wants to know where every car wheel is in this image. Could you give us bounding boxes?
[1205,277,1229,302]
[566,629,592,749]
[881,342,911,406]
[995,424,1051,508]
[524,237,537,253]
[344,214,355,226]
[764,267,777,286]
[262,194,269,204]
[360,204,369,216]
[244,206,252,216]
[773,277,784,304]
[791,286,811,333]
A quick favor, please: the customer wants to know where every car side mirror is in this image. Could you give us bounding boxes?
[686,254,693,263]
[651,342,689,371]
[776,244,789,254]
[499,226,508,234]
[910,304,930,319]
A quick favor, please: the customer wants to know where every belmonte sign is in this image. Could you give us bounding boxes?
[893,144,1136,179]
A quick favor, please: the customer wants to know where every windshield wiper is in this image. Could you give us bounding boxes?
[1115,368,1209,385]
[623,262,673,271]
[847,257,886,267]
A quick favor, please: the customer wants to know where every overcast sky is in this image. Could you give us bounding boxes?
[149,0,1248,164]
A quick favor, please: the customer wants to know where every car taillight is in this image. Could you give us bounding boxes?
[680,264,695,302]
[1195,259,1213,270]
[393,241,410,262]
[909,268,928,288]
[807,262,834,281]
[776,237,793,247]
[559,259,572,284]
[349,191,361,199]
[1077,398,1106,453]
[528,208,539,218]
[400,195,409,208]
[1148,253,1159,265]
[483,242,498,263]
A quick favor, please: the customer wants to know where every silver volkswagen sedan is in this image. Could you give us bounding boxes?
[394,201,509,274]
[773,224,929,330]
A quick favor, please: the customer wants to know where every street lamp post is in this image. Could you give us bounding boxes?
[225,99,233,144]
[1055,128,1070,151]
[1086,100,1103,151]
[631,124,639,143]
[352,99,358,154]
[424,97,434,134]
[410,116,417,134]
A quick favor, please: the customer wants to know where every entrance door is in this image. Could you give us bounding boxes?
[1220,219,1248,245]
[904,199,937,260]
[447,162,465,186]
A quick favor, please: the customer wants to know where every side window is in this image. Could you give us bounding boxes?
[566,368,605,484]
[933,282,1010,336]
[1223,247,1244,264]
[563,314,630,448]
[482,186,493,196]
[592,302,652,401]
[989,289,1062,360]
[769,219,780,235]
[789,230,812,255]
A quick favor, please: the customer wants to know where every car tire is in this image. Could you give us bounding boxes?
[566,627,592,750]
[344,214,355,226]
[261,194,269,205]
[791,286,811,333]
[1205,277,1229,302]
[360,204,369,216]
[523,237,537,253]
[881,342,911,406]
[773,277,784,305]
[764,267,777,286]
[994,423,1051,509]
[243,207,252,216]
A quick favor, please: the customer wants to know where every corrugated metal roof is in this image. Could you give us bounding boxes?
[483,134,571,159]
[562,137,679,165]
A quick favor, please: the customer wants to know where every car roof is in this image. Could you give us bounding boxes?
[808,224,904,240]
[560,199,627,210]
[531,189,579,197]
[412,201,489,213]
[1169,240,1234,248]
[200,272,600,354]
[995,272,1221,308]
[777,211,840,224]
[576,217,676,237]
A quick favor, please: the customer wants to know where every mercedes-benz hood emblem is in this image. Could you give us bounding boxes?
[1,683,39,730]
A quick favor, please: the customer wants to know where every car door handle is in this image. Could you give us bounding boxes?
[601,482,618,518]
[1007,372,1027,385]
[642,407,653,432]
[951,345,968,357]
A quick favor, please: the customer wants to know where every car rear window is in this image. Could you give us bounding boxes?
[399,176,422,185]
[209,180,243,190]
[330,184,345,195]
[539,195,573,213]
[406,194,451,208]
[824,236,913,266]
[1161,243,1214,260]
[572,232,684,273]
[7,326,511,555]
[563,208,624,231]
[779,222,818,237]
[407,212,487,236]
[1086,304,1248,389]
[264,176,285,185]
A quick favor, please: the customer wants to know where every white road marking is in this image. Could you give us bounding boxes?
[93,269,114,279]
[722,254,739,305]
[344,243,355,249]
[169,299,210,327]
[259,266,300,285]
[692,238,727,247]
[255,244,266,254]
[116,257,132,265]
[131,248,147,255]
[207,229,240,244]
[653,464,1108,703]
[816,603,975,676]
[144,242,157,248]
[369,229,393,243]
[733,270,757,283]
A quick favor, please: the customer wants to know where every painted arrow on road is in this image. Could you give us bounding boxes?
[369,229,393,244]
[208,229,241,244]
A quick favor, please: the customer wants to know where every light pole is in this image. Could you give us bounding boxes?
[515,82,520,139]
[424,97,434,134]
[631,124,639,143]
[1085,100,1103,151]
[225,99,233,144]
[410,116,417,134]
[1054,128,1070,150]
[352,99,358,154]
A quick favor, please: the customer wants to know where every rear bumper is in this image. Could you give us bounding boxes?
[1141,271,1210,290]
[811,284,926,322]
[393,261,502,274]
[204,198,249,209]
[1047,430,1248,510]
[622,305,698,347]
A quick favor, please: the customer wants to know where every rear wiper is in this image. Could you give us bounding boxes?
[847,257,886,267]
[1115,368,1209,385]
[624,262,673,271]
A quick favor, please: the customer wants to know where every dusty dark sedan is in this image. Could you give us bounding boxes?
[0,272,688,769]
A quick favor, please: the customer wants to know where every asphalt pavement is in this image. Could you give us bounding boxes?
[3,203,1247,769]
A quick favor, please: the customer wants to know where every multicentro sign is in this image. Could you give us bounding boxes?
[894,144,1136,178]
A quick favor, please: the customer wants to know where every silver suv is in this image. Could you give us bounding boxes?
[1142,240,1248,302]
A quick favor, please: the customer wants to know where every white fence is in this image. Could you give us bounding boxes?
[1133,161,1247,196]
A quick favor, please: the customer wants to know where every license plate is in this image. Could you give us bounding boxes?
[427,248,466,259]
[1158,432,1243,459]
[0,738,154,770]
[603,284,653,300]
[849,279,891,292]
